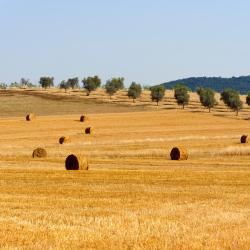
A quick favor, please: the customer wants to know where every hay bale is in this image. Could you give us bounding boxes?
[85,127,93,134]
[80,115,88,122]
[65,154,88,170]
[170,147,188,160]
[59,136,70,144]
[241,135,248,143]
[26,113,36,121]
[32,147,47,158]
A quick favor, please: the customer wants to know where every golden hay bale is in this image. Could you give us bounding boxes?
[65,154,88,170]
[59,136,71,144]
[241,135,248,143]
[80,115,88,122]
[85,127,93,134]
[170,147,188,160]
[26,113,36,121]
[32,147,47,158]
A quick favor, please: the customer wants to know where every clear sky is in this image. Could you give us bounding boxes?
[0,0,249,86]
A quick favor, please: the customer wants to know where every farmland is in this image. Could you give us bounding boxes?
[0,90,250,249]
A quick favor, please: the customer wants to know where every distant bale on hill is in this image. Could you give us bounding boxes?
[170,147,188,160]
[32,147,47,158]
[85,127,93,134]
[80,115,88,122]
[26,113,36,121]
[241,135,248,144]
[59,136,70,144]
[65,154,88,170]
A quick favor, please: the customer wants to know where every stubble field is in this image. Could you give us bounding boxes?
[0,90,250,249]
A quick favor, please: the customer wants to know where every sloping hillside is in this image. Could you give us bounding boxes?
[2,88,250,120]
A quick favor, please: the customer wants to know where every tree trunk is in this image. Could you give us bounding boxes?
[236,109,239,116]
[157,100,159,106]
[133,98,135,103]
[209,107,211,113]
[182,104,185,109]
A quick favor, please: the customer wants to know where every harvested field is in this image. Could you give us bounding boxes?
[0,93,250,249]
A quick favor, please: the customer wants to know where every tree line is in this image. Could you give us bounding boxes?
[1,76,249,115]
[163,76,250,94]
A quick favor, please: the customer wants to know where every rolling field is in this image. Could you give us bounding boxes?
[0,92,250,249]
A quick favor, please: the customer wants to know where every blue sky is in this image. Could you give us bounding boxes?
[0,0,249,86]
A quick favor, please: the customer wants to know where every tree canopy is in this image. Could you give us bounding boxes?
[221,88,242,116]
[67,77,79,89]
[197,87,217,112]
[59,80,70,92]
[128,82,142,102]
[39,77,54,89]
[150,85,165,106]
[82,76,101,95]
[105,77,124,98]
[174,84,190,109]
[246,92,250,106]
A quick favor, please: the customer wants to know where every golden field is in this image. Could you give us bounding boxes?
[0,90,250,249]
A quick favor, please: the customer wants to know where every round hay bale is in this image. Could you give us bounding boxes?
[32,147,47,158]
[241,135,248,143]
[59,136,70,144]
[85,127,93,134]
[80,115,87,122]
[26,113,36,121]
[65,154,88,170]
[170,147,188,160]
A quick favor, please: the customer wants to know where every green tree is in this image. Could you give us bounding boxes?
[59,80,70,92]
[26,82,36,88]
[174,84,190,109]
[105,77,124,98]
[197,87,217,112]
[67,77,79,89]
[0,82,7,89]
[246,92,250,106]
[150,85,165,106]
[20,78,35,88]
[39,77,54,89]
[20,78,30,87]
[82,75,101,95]
[128,82,142,102]
[221,89,242,116]
[220,88,232,105]
[10,82,20,88]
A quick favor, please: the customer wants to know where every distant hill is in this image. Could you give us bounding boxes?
[162,76,250,94]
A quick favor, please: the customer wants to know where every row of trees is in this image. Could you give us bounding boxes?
[2,76,247,115]
[149,85,245,116]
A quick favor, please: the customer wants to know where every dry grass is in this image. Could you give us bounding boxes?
[0,93,250,248]
[2,88,250,120]
[0,90,148,117]
[1,169,250,249]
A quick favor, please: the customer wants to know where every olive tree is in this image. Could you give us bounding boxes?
[59,80,70,92]
[67,77,79,89]
[82,75,101,95]
[197,87,217,112]
[39,77,54,89]
[150,85,165,106]
[221,88,242,116]
[174,84,190,109]
[128,82,142,102]
[105,77,124,98]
